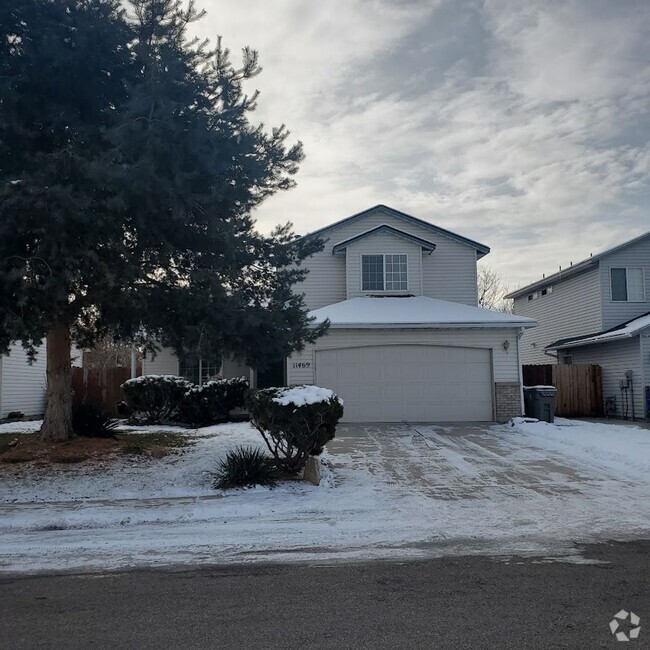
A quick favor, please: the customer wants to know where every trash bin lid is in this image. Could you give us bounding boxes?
[523,385,557,395]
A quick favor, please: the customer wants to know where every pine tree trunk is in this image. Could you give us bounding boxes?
[40,323,74,442]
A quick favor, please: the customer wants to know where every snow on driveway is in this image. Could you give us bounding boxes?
[1,418,650,572]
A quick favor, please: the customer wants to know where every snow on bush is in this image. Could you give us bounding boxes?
[122,375,249,425]
[122,375,192,423]
[180,377,249,426]
[272,385,343,408]
[248,386,344,474]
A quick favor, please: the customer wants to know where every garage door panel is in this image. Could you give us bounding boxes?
[315,345,493,423]
[467,362,491,382]
[443,363,467,382]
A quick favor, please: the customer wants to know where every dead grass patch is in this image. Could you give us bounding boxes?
[0,430,192,466]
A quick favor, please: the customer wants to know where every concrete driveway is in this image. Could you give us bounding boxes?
[328,421,590,501]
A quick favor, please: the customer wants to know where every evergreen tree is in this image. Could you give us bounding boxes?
[0,0,326,441]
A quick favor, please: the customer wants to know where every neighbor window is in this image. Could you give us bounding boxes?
[180,354,222,385]
[610,268,645,302]
[361,254,408,291]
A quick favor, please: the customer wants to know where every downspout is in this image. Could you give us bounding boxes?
[517,327,525,416]
[544,349,559,361]
[130,348,137,379]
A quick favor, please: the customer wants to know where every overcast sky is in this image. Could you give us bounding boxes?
[193,0,649,289]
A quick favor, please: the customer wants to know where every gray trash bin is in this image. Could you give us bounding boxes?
[523,386,557,423]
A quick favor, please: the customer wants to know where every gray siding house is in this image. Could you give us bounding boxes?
[285,205,536,423]
[147,205,536,423]
[506,232,650,419]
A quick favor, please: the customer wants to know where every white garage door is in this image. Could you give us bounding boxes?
[315,345,493,422]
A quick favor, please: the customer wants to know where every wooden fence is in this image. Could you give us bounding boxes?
[72,367,131,415]
[522,364,603,417]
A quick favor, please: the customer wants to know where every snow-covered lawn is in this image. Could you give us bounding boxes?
[1,417,649,573]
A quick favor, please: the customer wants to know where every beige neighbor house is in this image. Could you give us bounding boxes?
[146,205,536,423]
[506,231,650,420]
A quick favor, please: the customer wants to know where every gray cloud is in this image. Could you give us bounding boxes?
[193,0,650,288]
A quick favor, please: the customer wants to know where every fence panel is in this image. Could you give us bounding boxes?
[522,364,603,417]
[72,367,131,414]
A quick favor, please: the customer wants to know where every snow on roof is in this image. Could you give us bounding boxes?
[549,312,650,350]
[308,297,536,329]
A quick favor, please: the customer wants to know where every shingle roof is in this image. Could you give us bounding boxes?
[299,205,490,259]
[331,224,437,254]
[547,311,650,350]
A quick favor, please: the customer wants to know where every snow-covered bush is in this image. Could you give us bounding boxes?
[121,375,192,423]
[213,446,276,489]
[180,377,249,426]
[247,385,344,474]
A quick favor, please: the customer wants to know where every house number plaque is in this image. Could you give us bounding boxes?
[291,361,312,369]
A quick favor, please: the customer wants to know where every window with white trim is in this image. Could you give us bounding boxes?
[361,254,408,291]
[610,267,645,302]
[180,354,222,385]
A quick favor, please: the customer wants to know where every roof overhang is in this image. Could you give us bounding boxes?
[316,322,537,330]
[547,313,650,350]
[331,224,437,254]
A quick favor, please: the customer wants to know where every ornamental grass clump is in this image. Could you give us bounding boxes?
[71,403,119,438]
[213,446,276,489]
[121,375,192,423]
[247,385,344,475]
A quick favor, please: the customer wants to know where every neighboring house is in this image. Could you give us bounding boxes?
[506,231,650,420]
[285,205,535,422]
[0,343,82,419]
[146,205,536,423]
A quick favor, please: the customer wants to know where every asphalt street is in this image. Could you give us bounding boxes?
[2,540,649,649]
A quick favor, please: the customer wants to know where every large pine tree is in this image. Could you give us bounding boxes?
[0,0,326,441]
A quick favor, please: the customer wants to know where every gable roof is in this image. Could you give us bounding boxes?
[331,224,437,254]
[506,230,650,300]
[299,204,490,259]
[308,296,536,329]
[547,311,650,350]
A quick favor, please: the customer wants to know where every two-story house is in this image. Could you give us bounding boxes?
[283,205,535,422]
[145,205,536,422]
[506,231,650,420]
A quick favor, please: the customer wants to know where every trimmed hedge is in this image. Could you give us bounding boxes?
[122,375,192,423]
[122,375,249,425]
[247,385,344,474]
[180,377,250,426]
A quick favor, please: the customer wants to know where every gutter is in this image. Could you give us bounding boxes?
[310,321,537,330]
[549,331,635,351]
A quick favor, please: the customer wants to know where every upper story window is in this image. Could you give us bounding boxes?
[527,286,552,301]
[361,254,408,291]
[610,267,645,302]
